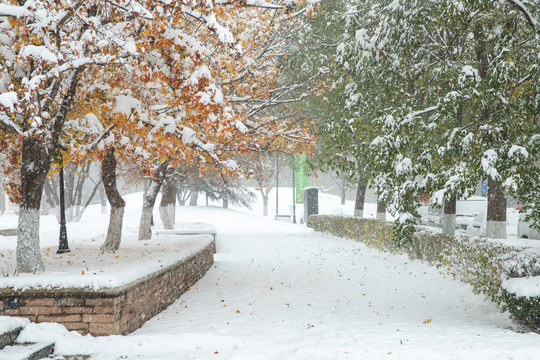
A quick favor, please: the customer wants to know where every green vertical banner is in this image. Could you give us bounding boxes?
[295,155,308,204]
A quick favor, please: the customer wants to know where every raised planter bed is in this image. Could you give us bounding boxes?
[0,228,17,236]
[0,238,215,336]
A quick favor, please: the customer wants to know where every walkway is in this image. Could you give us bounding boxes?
[18,206,540,359]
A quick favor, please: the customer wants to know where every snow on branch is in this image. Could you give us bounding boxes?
[138,117,222,166]
[182,7,235,47]
[0,92,18,113]
[405,105,439,120]
[215,0,284,9]
[0,4,31,18]
[236,69,326,118]
[106,0,154,19]
[0,114,23,136]
[247,93,309,118]
[20,45,59,64]
[87,125,118,151]
[506,0,538,31]
[277,0,322,22]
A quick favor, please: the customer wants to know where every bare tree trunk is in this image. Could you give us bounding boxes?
[189,190,198,206]
[139,162,168,240]
[17,138,49,273]
[486,177,507,239]
[39,193,50,215]
[354,182,367,218]
[100,148,126,252]
[159,167,177,230]
[376,200,386,221]
[64,165,75,222]
[176,193,184,206]
[0,171,5,215]
[99,183,107,214]
[43,178,60,220]
[257,185,270,216]
[73,163,90,221]
[77,178,103,221]
[442,197,456,236]
[340,177,346,205]
[223,197,229,209]
[176,188,189,206]
[262,194,269,216]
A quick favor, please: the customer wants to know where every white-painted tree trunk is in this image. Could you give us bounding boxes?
[442,213,456,236]
[376,198,386,221]
[139,206,154,240]
[354,181,367,219]
[159,205,174,230]
[189,191,198,206]
[340,177,346,205]
[442,198,456,236]
[17,208,45,273]
[138,162,168,240]
[99,186,107,214]
[100,206,125,252]
[159,168,177,230]
[486,220,506,239]
[0,176,5,215]
[486,177,507,239]
[74,204,81,222]
[17,136,51,273]
[262,196,268,216]
[168,204,175,227]
[100,147,126,252]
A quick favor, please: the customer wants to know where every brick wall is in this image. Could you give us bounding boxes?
[0,239,215,336]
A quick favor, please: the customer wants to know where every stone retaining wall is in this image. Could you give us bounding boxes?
[0,239,215,336]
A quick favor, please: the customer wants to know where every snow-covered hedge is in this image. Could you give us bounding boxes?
[310,215,540,329]
[501,277,540,329]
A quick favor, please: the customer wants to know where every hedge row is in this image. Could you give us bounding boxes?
[310,214,540,329]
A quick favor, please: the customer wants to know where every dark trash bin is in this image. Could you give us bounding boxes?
[303,187,319,227]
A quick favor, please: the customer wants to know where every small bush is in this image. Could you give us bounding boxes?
[501,289,540,329]
[310,215,397,252]
[497,247,540,278]
[437,237,511,303]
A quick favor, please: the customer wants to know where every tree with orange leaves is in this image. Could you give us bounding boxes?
[0,0,236,271]
[0,1,156,272]
[111,0,318,241]
[0,0,319,272]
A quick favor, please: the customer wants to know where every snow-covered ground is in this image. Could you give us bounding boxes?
[1,189,540,359]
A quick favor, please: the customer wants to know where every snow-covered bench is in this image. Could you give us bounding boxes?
[0,229,17,236]
[155,222,217,240]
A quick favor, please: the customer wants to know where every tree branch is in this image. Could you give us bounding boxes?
[0,114,23,135]
[506,0,538,32]
[87,124,118,151]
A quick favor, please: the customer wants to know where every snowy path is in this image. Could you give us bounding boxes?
[18,207,540,359]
